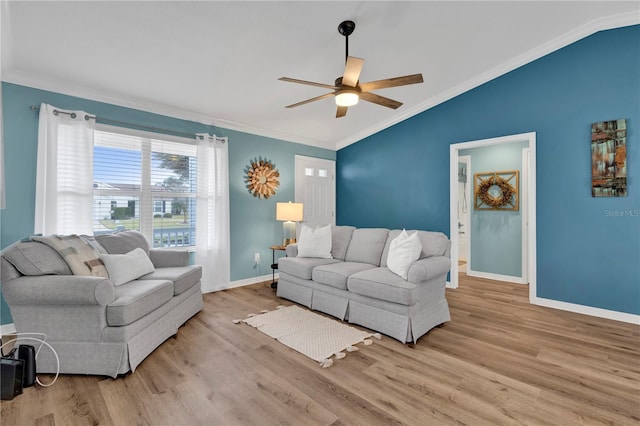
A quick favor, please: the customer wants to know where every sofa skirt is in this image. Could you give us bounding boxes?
[277,273,450,343]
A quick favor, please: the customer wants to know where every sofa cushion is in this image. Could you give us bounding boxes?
[107,279,173,326]
[347,267,419,306]
[2,240,72,276]
[140,265,202,295]
[96,230,150,254]
[312,262,377,290]
[382,230,450,266]
[297,224,332,258]
[278,257,341,280]
[344,228,390,266]
[331,226,356,260]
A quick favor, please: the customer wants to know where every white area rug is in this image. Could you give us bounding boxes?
[236,305,380,368]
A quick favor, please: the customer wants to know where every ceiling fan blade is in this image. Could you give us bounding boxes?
[285,92,335,109]
[342,56,364,87]
[358,74,424,92]
[336,106,348,118]
[279,77,339,90]
[359,92,403,109]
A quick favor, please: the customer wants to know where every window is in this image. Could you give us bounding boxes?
[93,126,197,248]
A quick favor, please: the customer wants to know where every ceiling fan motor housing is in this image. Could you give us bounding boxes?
[338,20,356,36]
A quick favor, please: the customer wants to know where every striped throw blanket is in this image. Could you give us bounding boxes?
[32,235,109,278]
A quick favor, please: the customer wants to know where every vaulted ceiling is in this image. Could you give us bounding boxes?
[2,1,638,150]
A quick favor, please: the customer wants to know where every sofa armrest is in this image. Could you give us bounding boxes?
[2,275,115,306]
[149,248,190,268]
[407,256,451,284]
[285,244,298,258]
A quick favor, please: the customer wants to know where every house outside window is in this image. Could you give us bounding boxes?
[92,126,197,247]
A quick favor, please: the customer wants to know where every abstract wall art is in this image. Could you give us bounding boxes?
[591,119,627,197]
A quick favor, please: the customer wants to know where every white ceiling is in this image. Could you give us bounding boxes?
[2,1,638,150]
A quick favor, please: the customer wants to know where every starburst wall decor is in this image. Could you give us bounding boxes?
[244,157,280,199]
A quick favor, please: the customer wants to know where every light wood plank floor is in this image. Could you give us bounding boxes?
[2,275,639,425]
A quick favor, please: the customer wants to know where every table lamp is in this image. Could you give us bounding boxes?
[276,202,303,246]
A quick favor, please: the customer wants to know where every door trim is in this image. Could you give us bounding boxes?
[449,132,537,305]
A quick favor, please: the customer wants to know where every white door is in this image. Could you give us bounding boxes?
[295,155,336,229]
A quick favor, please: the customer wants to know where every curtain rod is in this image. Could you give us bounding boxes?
[29,106,224,142]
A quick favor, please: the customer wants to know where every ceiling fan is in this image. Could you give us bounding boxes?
[279,20,424,118]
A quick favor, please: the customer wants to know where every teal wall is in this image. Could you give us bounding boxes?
[0,82,335,325]
[338,25,640,315]
[460,141,529,277]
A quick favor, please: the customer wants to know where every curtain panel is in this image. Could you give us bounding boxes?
[35,103,96,235]
[195,133,230,293]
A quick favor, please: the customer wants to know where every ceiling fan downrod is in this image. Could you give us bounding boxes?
[338,20,356,64]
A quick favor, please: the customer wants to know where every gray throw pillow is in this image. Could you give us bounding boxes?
[95,230,150,254]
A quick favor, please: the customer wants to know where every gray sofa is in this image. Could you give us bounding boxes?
[1,231,203,377]
[277,226,451,343]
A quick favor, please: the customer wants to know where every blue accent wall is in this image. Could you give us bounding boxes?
[460,141,529,277]
[338,25,640,315]
[0,83,335,325]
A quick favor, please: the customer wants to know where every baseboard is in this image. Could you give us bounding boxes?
[532,296,640,325]
[0,323,17,335]
[467,270,527,284]
[228,273,276,290]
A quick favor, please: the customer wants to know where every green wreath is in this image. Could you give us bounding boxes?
[477,175,515,208]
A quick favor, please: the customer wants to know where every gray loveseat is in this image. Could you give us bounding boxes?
[277,226,451,343]
[1,231,203,377]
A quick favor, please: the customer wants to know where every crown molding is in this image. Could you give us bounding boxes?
[2,71,334,151]
[336,11,640,150]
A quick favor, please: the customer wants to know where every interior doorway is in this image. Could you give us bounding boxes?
[294,155,336,229]
[449,132,537,303]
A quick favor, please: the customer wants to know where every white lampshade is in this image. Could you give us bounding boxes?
[276,202,304,222]
[335,90,359,107]
[276,202,303,246]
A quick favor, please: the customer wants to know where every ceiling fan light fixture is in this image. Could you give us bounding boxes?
[335,90,359,107]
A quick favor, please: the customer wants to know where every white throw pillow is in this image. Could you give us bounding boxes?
[297,224,333,259]
[99,247,156,286]
[387,229,423,280]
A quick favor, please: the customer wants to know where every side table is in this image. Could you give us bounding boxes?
[270,245,286,289]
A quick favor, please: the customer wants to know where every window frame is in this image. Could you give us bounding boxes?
[93,124,197,247]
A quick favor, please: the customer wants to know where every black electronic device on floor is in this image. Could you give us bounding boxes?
[0,357,24,400]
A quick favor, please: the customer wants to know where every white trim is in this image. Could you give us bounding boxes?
[466,270,527,285]
[4,70,332,150]
[532,297,640,326]
[336,11,640,150]
[521,148,530,284]
[449,132,537,295]
[0,323,17,335]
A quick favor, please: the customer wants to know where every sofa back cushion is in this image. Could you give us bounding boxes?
[96,230,150,254]
[331,225,356,261]
[1,240,72,276]
[381,230,450,266]
[344,228,390,266]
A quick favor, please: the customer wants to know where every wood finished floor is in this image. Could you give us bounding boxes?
[1,274,639,426]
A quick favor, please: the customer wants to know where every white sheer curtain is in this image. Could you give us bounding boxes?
[195,133,230,292]
[34,103,96,235]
